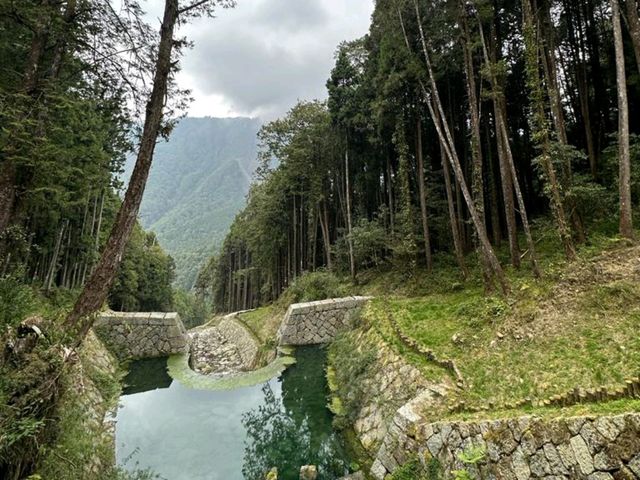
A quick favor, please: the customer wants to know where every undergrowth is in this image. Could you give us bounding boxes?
[327,329,377,429]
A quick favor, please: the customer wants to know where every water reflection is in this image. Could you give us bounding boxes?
[116,346,349,480]
[241,347,349,479]
[122,357,173,395]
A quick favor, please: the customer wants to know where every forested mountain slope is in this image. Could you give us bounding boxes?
[124,117,260,288]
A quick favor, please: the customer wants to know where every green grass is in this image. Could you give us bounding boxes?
[357,224,640,419]
[445,398,640,423]
[238,305,284,345]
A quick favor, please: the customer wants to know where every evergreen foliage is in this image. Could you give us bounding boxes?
[204,0,640,311]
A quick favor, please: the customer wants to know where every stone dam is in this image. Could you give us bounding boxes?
[94,311,187,360]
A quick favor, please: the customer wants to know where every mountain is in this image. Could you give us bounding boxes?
[125,117,260,288]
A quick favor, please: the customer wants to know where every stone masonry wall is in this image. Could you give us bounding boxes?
[217,314,259,370]
[371,401,640,480]
[94,311,187,360]
[278,296,373,345]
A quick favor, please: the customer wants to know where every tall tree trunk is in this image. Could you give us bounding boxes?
[612,0,634,238]
[539,0,587,243]
[45,220,67,291]
[319,200,332,269]
[497,110,542,277]
[523,0,577,259]
[415,118,433,272]
[478,18,521,268]
[442,143,468,277]
[625,0,640,76]
[485,124,502,246]
[345,146,356,281]
[65,0,180,338]
[292,196,297,280]
[386,155,395,231]
[403,2,510,294]
[0,0,53,235]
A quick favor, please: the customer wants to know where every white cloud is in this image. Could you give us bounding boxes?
[144,0,374,120]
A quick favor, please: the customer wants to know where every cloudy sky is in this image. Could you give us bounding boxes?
[144,0,374,120]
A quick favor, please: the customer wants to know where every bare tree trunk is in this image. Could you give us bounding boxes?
[497,110,542,277]
[46,220,67,291]
[345,147,356,281]
[625,0,640,76]
[292,196,297,280]
[0,0,52,235]
[93,190,105,254]
[415,118,433,272]
[442,143,468,277]
[386,156,395,231]
[65,0,180,339]
[539,0,586,243]
[612,0,634,238]
[402,2,509,294]
[523,0,577,259]
[485,126,502,246]
[475,13,522,268]
[319,200,332,269]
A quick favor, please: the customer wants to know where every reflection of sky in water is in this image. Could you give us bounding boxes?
[117,378,283,480]
[116,347,349,480]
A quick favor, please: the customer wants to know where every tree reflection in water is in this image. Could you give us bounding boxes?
[241,346,349,480]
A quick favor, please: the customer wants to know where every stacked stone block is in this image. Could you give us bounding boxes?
[371,404,640,480]
[277,296,372,345]
[217,314,260,370]
[94,311,187,360]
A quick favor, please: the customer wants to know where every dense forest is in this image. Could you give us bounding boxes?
[204,0,640,313]
[0,0,179,313]
[0,2,230,476]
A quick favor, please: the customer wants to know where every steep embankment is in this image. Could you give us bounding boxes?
[36,331,121,479]
[327,241,640,478]
[124,117,260,288]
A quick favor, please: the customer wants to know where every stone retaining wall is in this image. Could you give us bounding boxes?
[278,296,372,345]
[217,314,260,370]
[94,311,187,360]
[371,401,640,480]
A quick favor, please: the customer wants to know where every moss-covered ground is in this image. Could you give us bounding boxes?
[353,225,640,420]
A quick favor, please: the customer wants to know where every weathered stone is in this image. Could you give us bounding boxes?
[581,421,607,454]
[278,296,372,345]
[593,450,620,471]
[530,449,552,477]
[543,443,568,474]
[94,311,187,360]
[587,473,614,480]
[628,453,640,477]
[570,435,595,475]
[595,417,623,442]
[369,459,387,480]
[511,447,531,480]
[299,465,317,480]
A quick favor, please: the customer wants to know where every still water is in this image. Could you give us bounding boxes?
[116,346,351,480]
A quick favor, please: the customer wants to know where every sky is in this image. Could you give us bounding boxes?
[143,0,374,120]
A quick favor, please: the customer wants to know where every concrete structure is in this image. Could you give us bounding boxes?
[277,296,372,345]
[93,311,187,360]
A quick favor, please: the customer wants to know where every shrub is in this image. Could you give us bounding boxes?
[0,274,36,328]
[327,330,377,429]
[283,270,346,304]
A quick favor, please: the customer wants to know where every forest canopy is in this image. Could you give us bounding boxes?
[203,0,640,312]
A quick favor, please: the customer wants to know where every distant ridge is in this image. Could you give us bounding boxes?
[124,116,260,288]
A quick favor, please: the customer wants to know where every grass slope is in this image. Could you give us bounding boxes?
[361,234,640,419]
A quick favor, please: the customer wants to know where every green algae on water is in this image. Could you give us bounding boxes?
[167,353,296,391]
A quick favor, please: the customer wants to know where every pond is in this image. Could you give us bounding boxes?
[115,346,352,480]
